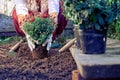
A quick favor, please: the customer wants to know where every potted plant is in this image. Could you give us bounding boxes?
[63,0,120,54]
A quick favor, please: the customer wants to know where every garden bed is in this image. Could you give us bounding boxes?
[0,41,77,80]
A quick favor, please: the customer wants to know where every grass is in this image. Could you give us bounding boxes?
[0,36,22,45]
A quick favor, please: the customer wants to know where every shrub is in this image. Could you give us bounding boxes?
[22,17,54,44]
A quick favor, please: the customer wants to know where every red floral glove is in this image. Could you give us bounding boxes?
[18,12,35,26]
[24,14,35,23]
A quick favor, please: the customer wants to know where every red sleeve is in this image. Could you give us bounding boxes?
[52,0,68,41]
[12,8,25,36]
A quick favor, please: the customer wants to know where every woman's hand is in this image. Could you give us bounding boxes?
[49,12,58,19]
[49,12,58,25]
[26,34,36,51]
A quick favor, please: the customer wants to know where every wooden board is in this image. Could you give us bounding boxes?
[69,38,120,79]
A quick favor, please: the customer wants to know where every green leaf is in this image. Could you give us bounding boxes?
[74,4,81,11]
[95,23,101,30]
[97,14,105,26]
[82,10,89,18]
[106,13,115,24]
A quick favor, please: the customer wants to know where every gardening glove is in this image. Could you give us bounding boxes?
[42,34,52,51]
[42,17,57,51]
[45,17,58,51]
[26,34,36,51]
[49,12,58,25]
[20,15,36,51]
[46,34,53,51]
[16,15,35,51]
[17,13,35,31]
[42,13,58,51]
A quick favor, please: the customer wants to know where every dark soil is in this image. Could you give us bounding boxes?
[31,45,48,59]
[0,42,77,80]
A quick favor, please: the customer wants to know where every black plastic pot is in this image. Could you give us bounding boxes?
[79,29,107,54]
